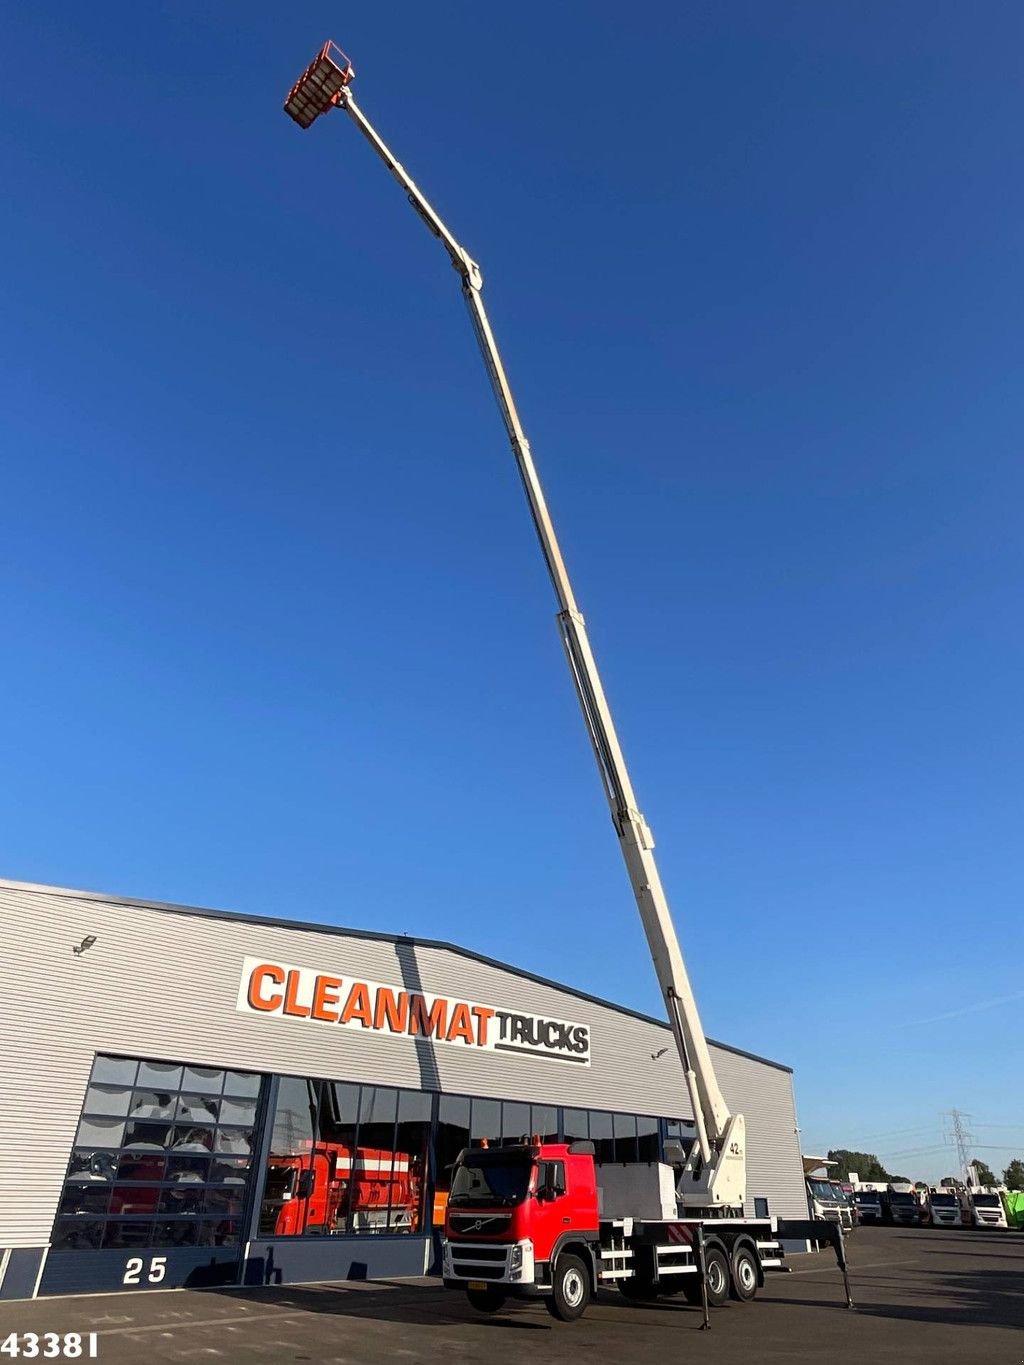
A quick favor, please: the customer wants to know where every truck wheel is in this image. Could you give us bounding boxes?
[729,1244,759,1302]
[703,1245,731,1306]
[545,1253,591,1322]
[466,1286,507,1314]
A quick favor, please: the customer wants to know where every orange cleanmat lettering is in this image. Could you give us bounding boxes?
[340,981,373,1027]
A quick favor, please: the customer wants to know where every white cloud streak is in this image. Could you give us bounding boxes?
[906,990,1024,1028]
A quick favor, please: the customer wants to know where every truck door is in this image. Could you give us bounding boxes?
[532,1159,569,1264]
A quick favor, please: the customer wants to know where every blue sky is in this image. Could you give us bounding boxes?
[2,3,1021,1182]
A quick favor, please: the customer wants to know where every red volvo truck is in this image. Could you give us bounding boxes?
[283,41,852,1324]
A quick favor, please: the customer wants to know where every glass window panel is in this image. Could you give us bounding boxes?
[314,1082,359,1235]
[434,1095,470,1223]
[68,1149,119,1182]
[59,1184,111,1217]
[151,1219,208,1248]
[181,1066,224,1094]
[170,1124,215,1153]
[218,1096,257,1127]
[470,1098,501,1145]
[136,1061,183,1091]
[101,1220,154,1249]
[260,1076,318,1238]
[393,1089,432,1235]
[128,1091,178,1121]
[159,1185,206,1217]
[75,1116,125,1149]
[637,1115,660,1161]
[115,1151,166,1183]
[588,1111,615,1162]
[91,1056,138,1087]
[123,1120,173,1150]
[215,1126,254,1155]
[165,1153,209,1183]
[83,1085,132,1117]
[53,1219,105,1251]
[351,1087,398,1235]
[204,1186,246,1218]
[210,1155,250,1183]
[270,1077,317,1156]
[207,1219,242,1247]
[223,1070,261,1098]
[531,1106,559,1143]
[562,1108,589,1143]
[176,1094,220,1124]
[110,1185,161,1218]
[612,1113,639,1163]
[501,1102,531,1146]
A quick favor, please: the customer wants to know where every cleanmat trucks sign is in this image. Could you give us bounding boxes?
[237,956,591,1066]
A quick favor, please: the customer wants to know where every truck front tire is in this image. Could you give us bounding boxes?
[466,1286,507,1314]
[545,1253,591,1322]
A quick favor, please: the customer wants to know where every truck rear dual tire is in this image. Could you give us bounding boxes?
[681,1244,731,1308]
[728,1244,759,1302]
[545,1253,591,1322]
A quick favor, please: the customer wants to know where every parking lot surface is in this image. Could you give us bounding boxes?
[1,1227,1021,1365]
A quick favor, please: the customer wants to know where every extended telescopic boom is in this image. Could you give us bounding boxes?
[283,42,746,1209]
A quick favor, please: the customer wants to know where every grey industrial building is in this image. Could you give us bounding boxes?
[0,877,808,1300]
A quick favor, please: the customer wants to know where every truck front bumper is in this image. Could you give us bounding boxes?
[441,1238,539,1291]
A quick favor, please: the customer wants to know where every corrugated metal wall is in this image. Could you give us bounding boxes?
[0,878,809,1249]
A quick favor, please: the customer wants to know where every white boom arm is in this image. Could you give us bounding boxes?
[285,47,745,1209]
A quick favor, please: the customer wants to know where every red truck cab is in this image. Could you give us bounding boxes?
[443,1140,601,1319]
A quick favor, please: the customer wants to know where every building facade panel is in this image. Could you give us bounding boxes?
[0,878,809,1295]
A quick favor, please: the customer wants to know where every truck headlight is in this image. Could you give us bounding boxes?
[442,1242,453,1275]
[509,1244,523,1271]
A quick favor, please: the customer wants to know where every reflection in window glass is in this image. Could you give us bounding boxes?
[613,1113,638,1163]
[588,1111,614,1162]
[434,1096,470,1225]
[215,1127,254,1155]
[54,1220,104,1251]
[637,1115,660,1161]
[165,1153,209,1184]
[501,1103,530,1145]
[101,1220,154,1249]
[259,1077,317,1238]
[83,1085,132,1117]
[128,1092,178,1121]
[271,1077,317,1156]
[56,1055,262,1254]
[176,1094,220,1124]
[91,1056,138,1087]
[181,1067,224,1094]
[116,1151,167,1183]
[219,1096,257,1127]
[394,1090,431,1235]
[59,1184,111,1217]
[68,1149,119,1182]
[136,1062,183,1091]
[471,1099,501,1145]
[210,1156,250,1183]
[75,1117,126,1149]
[563,1108,589,1143]
[352,1088,397,1234]
[531,1106,559,1143]
[223,1070,261,1098]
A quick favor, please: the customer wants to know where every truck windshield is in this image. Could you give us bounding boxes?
[854,1192,880,1205]
[973,1195,1001,1208]
[449,1158,533,1208]
[889,1193,915,1206]
[808,1180,837,1201]
[930,1194,957,1207]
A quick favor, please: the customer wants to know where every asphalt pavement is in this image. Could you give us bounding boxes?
[1,1226,1021,1365]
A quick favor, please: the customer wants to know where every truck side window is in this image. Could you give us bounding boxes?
[539,1161,566,1196]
